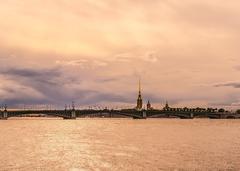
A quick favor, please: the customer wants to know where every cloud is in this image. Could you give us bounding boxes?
[1,0,240,109]
[56,59,108,68]
[234,66,240,71]
[214,82,240,88]
[96,78,118,83]
[2,68,60,81]
[0,67,136,107]
[208,100,240,110]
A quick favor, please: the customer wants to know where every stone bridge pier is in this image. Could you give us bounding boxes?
[142,110,147,119]
[0,105,8,120]
[64,102,76,119]
[190,113,194,119]
[71,109,76,119]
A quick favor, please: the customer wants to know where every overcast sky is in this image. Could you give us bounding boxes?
[1,0,240,109]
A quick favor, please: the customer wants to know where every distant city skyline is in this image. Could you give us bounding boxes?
[1,1,240,109]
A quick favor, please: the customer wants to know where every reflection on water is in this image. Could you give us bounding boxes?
[0,118,240,171]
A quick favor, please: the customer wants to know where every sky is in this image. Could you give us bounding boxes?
[1,0,240,109]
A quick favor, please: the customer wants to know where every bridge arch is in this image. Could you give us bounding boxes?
[76,110,143,119]
[6,110,73,119]
[148,112,194,119]
[226,115,236,119]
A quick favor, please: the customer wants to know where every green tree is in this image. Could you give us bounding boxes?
[218,108,225,113]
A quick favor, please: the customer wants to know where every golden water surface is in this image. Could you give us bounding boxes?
[0,118,240,171]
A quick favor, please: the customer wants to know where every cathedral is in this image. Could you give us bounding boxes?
[136,80,152,110]
[136,80,143,110]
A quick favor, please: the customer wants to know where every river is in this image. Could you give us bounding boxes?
[0,118,240,171]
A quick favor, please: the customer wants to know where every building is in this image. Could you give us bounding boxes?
[147,100,153,110]
[163,101,170,110]
[136,79,143,110]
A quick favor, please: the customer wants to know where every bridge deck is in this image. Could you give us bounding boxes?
[1,109,239,119]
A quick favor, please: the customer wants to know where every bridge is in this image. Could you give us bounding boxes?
[146,108,240,119]
[1,106,240,120]
[0,107,145,120]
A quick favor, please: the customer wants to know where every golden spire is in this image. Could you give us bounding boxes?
[136,78,143,110]
[138,78,141,94]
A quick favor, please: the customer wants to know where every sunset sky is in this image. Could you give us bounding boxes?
[1,0,240,109]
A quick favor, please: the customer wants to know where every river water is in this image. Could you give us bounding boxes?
[0,118,240,171]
